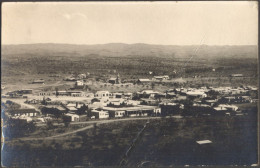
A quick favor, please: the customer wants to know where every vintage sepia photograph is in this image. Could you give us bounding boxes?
[1,1,259,167]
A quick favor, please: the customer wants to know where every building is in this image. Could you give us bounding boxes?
[140,98,158,106]
[91,109,109,119]
[64,113,80,122]
[108,110,126,118]
[137,79,151,84]
[65,103,78,112]
[95,91,111,99]
[32,79,45,84]
[154,107,161,115]
[112,92,133,99]
[125,100,141,106]
[108,74,121,84]
[68,91,83,97]
[10,108,39,117]
[57,91,70,96]
[17,89,33,94]
[103,105,157,117]
[152,75,170,81]
[186,91,207,99]
[75,80,84,87]
[213,107,228,115]
[218,104,238,111]
[138,90,159,98]
[38,91,55,96]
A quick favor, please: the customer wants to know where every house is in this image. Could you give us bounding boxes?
[186,91,207,98]
[218,104,238,111]
[95,91,111,99]
[108,110,126,118]
[125,100,141,106]
[112,92,133,99]
[107,98,125,106]
[103,105,156,117]
[64,113,80,122]
[17,89,33,94]
[38,91,55,96]
[11,116,33,123]
[32,79,45,84]
[91,109,109,119]
[152,75,169,81]
[154,107,161,115]
[10,108,39,117]
[138,90,159,98]
[68,91,83,97]
[123,92,133,99]
[137,79,151,84]
[75,80,84,86]
[57,91,70,96]
[140,98,158,106]
[213,107,228,115]
[6,92,23,98]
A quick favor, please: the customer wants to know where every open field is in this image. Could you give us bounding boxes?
[2,44,258,87]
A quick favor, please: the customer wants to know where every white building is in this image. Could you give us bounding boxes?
[95,91,111,99]
[75,80,84,86]
[186,91,207,98]
[218,104,239,111]
[65,113,80,122]
[152,75,170,81]
[91,109,109,119]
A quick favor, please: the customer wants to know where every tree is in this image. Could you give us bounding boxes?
[76,104,88,115]
[3,118,36,139]
[151,82,155,89]
[55,87,59,97]
[46,120,55,129]
[91,98,100,103]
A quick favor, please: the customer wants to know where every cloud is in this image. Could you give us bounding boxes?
[62,12,87,20]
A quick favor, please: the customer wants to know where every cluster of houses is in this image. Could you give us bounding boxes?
[2,72,258,124]
[2,83,258,124]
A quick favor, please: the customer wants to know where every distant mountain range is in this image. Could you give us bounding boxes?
[1,43,257,59]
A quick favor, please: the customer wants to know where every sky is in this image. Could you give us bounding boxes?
[2,1,258,45]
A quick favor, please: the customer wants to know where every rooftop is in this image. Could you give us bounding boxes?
[196,140,212,145]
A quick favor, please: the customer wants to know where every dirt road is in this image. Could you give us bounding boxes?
[18,117,161,141]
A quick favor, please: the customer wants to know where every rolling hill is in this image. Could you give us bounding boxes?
[2,43,258,59]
